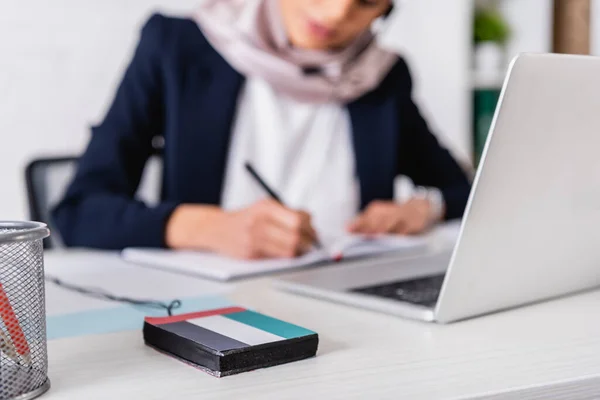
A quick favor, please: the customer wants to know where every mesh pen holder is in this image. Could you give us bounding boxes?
[0,222,50,400]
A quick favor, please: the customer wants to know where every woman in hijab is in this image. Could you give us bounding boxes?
[53,0,471,259]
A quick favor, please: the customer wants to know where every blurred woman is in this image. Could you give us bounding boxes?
[53,0,471,259]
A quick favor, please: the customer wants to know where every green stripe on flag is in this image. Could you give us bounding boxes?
[224,311,316,340]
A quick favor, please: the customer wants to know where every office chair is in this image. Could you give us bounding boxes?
[25,157,78,249]
[25,155,163,249]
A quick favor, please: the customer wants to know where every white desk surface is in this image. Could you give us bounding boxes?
[42,239,600,399]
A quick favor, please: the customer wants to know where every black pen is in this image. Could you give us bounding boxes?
[244,162,322,249]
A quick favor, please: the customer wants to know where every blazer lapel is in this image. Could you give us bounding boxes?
[347,91,399,209]
[168,53,245,204]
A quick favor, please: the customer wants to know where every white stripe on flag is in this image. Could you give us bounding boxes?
[187,315,284,346]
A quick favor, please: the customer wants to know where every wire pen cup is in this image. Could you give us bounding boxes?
[0,222,50,400]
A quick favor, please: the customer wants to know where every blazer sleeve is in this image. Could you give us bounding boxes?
[52,15,180,249]
[395,59,472,220]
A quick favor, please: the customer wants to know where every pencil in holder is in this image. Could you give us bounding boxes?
[0,222,50,400]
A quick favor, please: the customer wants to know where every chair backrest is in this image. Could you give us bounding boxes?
[25,156,163,249]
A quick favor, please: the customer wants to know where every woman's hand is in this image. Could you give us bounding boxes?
[347,199,437,236]
[165,200,318,259]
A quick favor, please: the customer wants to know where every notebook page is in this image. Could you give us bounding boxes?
[121,248,329,281]
[326,234,429,260]
[122,234,429,281]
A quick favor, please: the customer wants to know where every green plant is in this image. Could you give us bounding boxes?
[474,7,510,44]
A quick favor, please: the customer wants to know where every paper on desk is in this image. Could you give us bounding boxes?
[46,295,235,340]
[43,250,235,340]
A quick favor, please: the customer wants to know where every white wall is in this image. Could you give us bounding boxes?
[0,0,472,220]
[499,0,553,58]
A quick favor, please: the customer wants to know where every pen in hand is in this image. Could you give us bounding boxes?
[244,162,323,250]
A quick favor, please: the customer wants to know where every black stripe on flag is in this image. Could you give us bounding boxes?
[159,321,249,352]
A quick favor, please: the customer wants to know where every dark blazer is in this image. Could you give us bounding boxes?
[52,13,472,250]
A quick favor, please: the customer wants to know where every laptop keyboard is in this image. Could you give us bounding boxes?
[350,275,445,308]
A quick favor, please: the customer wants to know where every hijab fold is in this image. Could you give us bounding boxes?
[193,0,398,103]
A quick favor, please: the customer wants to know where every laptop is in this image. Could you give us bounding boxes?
[275,53,600,323]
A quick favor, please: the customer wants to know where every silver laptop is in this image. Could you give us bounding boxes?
[276,53,600,323]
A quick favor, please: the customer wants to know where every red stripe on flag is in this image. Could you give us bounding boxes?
[145,307,246,325]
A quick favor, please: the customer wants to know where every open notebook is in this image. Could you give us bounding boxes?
[121,234,429,282]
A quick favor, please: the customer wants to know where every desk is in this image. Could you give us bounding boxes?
[42,250,600,399]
